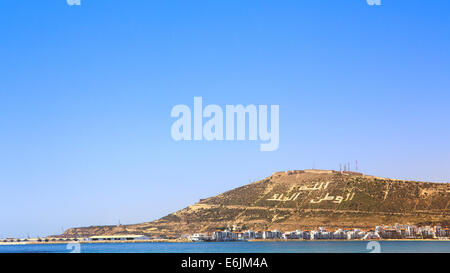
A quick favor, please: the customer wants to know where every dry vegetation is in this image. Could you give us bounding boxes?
[63,171,450,238]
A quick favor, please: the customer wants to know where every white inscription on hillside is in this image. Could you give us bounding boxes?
[267,181,356,204]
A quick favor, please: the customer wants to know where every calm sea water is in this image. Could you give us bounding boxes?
[0,241,449,253]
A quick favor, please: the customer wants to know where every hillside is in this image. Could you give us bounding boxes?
[62,170,450,238]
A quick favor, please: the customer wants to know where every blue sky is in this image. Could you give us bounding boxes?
[1,0,449,238]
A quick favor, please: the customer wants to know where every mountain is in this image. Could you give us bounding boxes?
[62,170,450,238]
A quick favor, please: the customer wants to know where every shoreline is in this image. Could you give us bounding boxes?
[1,238,449,246]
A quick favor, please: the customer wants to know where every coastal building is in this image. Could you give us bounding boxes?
[283,231,299,240]
[188,233,212,242]
[296,230,310,240]
[263,230,282,239]
[418,226,434,238]
[362,232,381,240]
[212,230,235,241]
[375,226,384,234]
[311,227,332,240]
[406,225,418,237]
[262,231,272,239]
[243,230,256,240]
[347,229,365,240]
[186,225,449,242]
[444,229,450,237]
[383,228,400,238]
[272,230,282,239]
[332,229,346,240]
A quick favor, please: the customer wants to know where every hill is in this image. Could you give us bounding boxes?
[62,170,450,238]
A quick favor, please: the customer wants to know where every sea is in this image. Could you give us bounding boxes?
[0,241,449,253]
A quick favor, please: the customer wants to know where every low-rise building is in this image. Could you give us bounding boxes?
[189,233,212,242]
[213,230,234,241]
[363,232,381,240]
[332,229,346,240]
[243,230,256,240]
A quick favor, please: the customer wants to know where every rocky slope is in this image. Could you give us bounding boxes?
[62,170,450,238]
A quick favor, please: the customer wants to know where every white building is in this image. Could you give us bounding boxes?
[362,232,380,240]
[188,233,212,242]
[347,229,365,240]
[262,231,273,239]
[213,230,235,241]
[262,230,282,239]
[243,230,256,240]
[295,230,310,240]
[332,229,346,240]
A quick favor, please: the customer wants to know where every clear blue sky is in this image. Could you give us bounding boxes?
[1,0,449,238]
